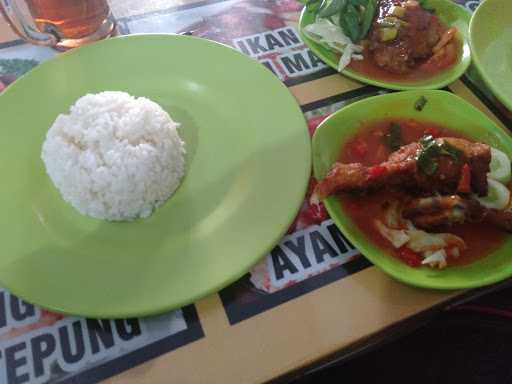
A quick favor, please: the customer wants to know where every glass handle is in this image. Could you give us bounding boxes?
[0,0,57,46]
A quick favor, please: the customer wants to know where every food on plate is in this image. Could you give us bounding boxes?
[41,91,186,221]
[315,115,511,269]
[315,136,491,198]
[402,195,512,231]
[303,0,459,78]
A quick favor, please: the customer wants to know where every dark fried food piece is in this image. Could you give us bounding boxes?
[316,137,490,198]
[315,144,417,196]
[443,138,490,196]
[402,195,512,232]
[369,0,443,73]
[413,138,491,196]
[485,210,512,232]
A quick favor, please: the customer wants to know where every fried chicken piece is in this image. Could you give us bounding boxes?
[402,195,512,232]
[315,137,490,198]
[368,0,444,73]
[443,138,490,195]
[412,138,491,196]
[315,143,418,197]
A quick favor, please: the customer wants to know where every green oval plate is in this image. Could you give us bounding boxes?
[299,0,471,90]
[312,90,512,289]
[469,0,512,111]
[0,34,311,317]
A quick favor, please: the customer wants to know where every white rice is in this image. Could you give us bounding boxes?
[41,91,186,221]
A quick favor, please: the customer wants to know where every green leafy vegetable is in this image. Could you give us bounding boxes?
[417,152,438,175]
[302,0,322,12]
[439,142,463,160]
[419,135,436,148]
[306,0,378,43]
[418,0,435,12]
[414,96,428,111]
[349,0,368,6]
[417,135,462,175]
[417,135,438,175]
[319,0,347,18]
[339,3,361,42]
[384,123,402,151]
[317,0,328,14]
[360,0,377,40]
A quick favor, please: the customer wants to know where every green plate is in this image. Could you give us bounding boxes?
[312,90,512,289]
[469,0,512,111]
[299,0,471,90]
[0,34,311,317]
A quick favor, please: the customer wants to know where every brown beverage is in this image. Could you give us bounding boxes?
[26,0,111,39]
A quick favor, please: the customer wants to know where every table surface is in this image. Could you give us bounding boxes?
[1,1,511,383]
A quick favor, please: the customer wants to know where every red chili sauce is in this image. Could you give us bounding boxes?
[348,41,460,82]
[338,118,505,267]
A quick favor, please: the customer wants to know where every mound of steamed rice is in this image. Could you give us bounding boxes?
[41,91,185,221]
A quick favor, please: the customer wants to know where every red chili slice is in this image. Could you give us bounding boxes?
[424,126,441,138]
[351,139,368,158]
[368,165,387,179]
[398,246,422,267]
[457,163,471,194]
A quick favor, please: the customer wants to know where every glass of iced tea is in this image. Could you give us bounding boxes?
[0,0,115,50]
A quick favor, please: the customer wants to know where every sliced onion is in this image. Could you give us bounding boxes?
[337,44,353,71]
[303,18,362,71]
[474,178,510,210]
[421,249,447,269]
[489,147,511,184]
[374,220,409,248]
[304,18,352,46]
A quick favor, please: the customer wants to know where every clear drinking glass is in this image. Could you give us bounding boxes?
[0,0,115,50]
